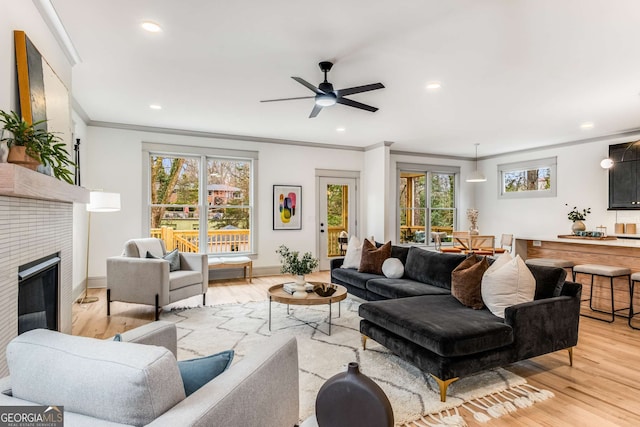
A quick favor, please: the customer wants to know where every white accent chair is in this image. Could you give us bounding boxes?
[107,238,208,320]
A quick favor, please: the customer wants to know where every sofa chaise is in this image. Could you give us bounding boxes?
[331,246,582,401]
[0,321,299,426]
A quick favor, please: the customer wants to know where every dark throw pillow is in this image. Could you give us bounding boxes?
[451,254,489,309]
[147,248,181,272]
[178,350,234,396]
[359,240,391,275]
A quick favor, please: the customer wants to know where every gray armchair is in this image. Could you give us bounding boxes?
[107,238,208,320]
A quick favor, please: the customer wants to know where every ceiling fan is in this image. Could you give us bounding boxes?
[260,61,384,118]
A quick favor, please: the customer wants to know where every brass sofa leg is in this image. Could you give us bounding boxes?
[568,347,574,367]
[361,335,368,350]
[431,374,459,402]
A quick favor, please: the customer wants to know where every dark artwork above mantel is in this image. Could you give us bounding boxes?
[608,141,640,210]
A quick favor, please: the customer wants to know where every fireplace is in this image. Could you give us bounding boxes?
[18,254,60,334]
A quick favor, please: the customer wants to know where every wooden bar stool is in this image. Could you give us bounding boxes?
[572,264,631,323]
[525,258,575,275]
[630,272,640,330]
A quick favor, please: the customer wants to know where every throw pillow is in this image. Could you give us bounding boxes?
[382,258,404,279]
[481,253,535,318]
[359,240,391,275]
[341,236,363,269]
[451,254,489,309]
[178,350,234,396]
[147,248,181,272]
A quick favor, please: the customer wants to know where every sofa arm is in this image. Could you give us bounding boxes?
[504,288,581,361]
[330,257,345,270]
[117,321,178,358]
[179,253,209,293]
[148,335,299,427]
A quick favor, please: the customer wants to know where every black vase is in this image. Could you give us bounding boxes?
[315,362,394,427]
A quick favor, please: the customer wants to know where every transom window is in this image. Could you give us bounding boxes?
[144,144,256,255]
[498,157,557,199]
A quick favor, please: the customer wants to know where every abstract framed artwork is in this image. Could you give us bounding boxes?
[14,30,72,155]
[273,185,302,230]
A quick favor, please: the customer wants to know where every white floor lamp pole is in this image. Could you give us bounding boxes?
[78,191,121,304]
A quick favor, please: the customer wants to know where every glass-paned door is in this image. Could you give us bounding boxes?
[319,177,356,270]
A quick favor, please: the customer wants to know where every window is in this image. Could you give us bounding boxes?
[398,163,459,245]
[144,143,256,255]
[498,157,557,199]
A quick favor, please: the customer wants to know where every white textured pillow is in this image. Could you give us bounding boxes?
[341,236,363,269]
[382,258,404,279]
[481,254,535,318]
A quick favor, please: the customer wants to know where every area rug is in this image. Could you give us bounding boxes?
[160,299,553,426]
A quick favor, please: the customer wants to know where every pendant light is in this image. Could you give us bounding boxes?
[466,143,487,182]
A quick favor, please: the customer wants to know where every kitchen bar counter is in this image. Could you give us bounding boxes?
[516,236,638,314]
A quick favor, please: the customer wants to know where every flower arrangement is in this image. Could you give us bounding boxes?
[467,209,479,228]
[275,245,319,276]
[566,204,591,222]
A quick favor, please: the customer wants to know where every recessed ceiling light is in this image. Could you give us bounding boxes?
[425,81,441,90]
[149,104,162,110]
[141,21,162,32]
[336,127,346,132]
[580,122,594,129]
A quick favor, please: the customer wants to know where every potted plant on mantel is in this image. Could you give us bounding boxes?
[276,244,319,298]
[0,110,75,184]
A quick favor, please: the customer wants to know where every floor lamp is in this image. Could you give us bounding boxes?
[78,191,121,304]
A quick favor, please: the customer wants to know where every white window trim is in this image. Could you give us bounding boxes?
[141,142,259,255]
[497,156,557,199]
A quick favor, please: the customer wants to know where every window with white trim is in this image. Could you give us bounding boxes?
[498,157,557,199]
[398,163,459,245]
[144,143,256,254]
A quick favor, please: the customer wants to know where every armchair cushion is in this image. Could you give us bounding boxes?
[7,329,185,426]
[148,248,181,271]
[169,270,204,291]
[178,350,234,396]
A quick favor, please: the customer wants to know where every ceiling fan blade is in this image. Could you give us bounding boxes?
[309,104,323,118]
[336,83,384,97]
[260,96,315,103]
[292,77,324,94]
[336,97,378,112]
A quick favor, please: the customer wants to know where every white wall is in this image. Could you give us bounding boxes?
[476,136,640,238]
[84,126,365,277]
[1,2,86,297]
[363,145,390,240]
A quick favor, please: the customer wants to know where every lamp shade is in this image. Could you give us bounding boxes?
[87,191,121,212]
[465,170,487,183]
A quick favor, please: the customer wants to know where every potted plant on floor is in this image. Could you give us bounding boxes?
[0,110,75,184]
[276,244,319,298]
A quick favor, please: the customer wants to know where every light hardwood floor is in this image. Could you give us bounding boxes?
[72,272,640,427]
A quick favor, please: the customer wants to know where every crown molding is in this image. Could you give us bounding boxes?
[33,0,82,65]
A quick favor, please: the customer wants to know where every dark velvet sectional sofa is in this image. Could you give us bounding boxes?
[330,246,582,401]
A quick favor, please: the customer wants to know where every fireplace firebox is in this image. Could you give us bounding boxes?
[18,254,60,334]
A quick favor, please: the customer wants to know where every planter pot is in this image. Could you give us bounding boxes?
[571,220,586,234]
[7,146,40,170]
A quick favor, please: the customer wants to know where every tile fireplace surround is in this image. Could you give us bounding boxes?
[0,164,89,375]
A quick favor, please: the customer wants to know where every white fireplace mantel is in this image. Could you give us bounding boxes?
[0,163,89,203]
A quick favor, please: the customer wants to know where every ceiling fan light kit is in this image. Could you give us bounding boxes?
[466,143,487,183]
[261,61,384,118]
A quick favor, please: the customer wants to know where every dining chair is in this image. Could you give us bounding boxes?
[494,234,514,254]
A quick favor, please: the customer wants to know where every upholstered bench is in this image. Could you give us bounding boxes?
[209,256,253,282]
